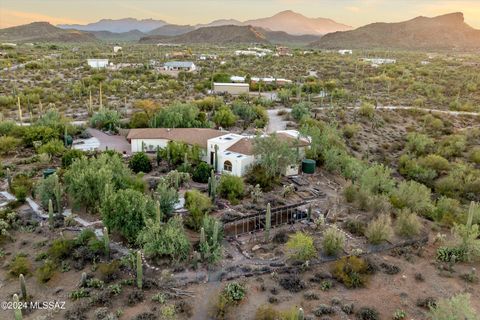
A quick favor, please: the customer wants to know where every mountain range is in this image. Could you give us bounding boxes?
[1,12,479,50]
[139,25,320,46]
[58,18,167,33]
[311,12,480,50]
[0,22,97,43]
[58,11,351,36]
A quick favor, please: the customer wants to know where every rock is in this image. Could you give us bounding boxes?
[252,245,262,252]
[54,287,64,294]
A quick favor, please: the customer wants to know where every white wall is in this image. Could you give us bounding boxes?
[87,59,109,68]
[131,138,169,153]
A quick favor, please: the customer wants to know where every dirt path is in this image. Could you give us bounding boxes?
[266,108,291,133]
[322,105,480,117]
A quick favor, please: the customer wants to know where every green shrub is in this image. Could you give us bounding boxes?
[98,260,120,282]
[322,226,345,256]
[101,187,156,243]
[223,282,246,303]
[418,154,450,173]
[90,109,120,131]
[358,102,375,119]
[129,152,152,173]
[137,216,190,262]
[470,148,480,164]
[391,180,434,217]
[428,293,478,320]
[156,182,179,217]
[291,102,311,121]
[395,209,422,237]
[343,124,360,139]
[37,259,56,283]
[437,134,467,159]
[192,162,213,183]
[245,164,279,191]
[345,218,366,236]
[22,125,58,147]
[70,288,90,300]
[218,174,244,204]
[405,132,434,156]
[286,232,316,261]
[129,112,150,128]
[332,256,369,288]
[185,189,212,230]
[0,136,22,155]
[37,139,66,156]
[64,153,133,212]
[61,149,84,168]
[434,197,462,225]
[436,246,466,263]
[365,214,393,245]
[9,255,31,277]
[48,239,74,261]
[359,164,395,195]
[36,173,63,212]
[213,106,237,128]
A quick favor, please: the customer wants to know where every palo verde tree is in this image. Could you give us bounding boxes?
[101,185,156,243]
[253,133,297,180]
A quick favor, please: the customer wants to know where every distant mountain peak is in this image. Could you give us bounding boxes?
[311,12,480,50]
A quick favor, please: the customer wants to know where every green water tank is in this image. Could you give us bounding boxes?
[65,135,73,147]
[302,159,316,174]
[43,168,56,179]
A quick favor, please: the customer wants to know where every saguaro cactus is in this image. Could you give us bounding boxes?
[17,97,23,125]
[6,168,12,191]
[52,174,62,214]
[48,199,54,229]
[79,272,87,288]
[88,90,93,115]
[209,170,217,201]
[103,227,110,259]
[13,294,22,320]
[212,220,219,245]
[136,251,143,289]
[298,307,304,320]
[200,227,206,259]
[307,205,312,222]
[265,203,271,243]
[19,274,27,300]
[99,82,103,110]
[156,200,162,224]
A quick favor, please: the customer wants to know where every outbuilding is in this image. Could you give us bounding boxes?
[87,59,109,69]
[213,83,250,95]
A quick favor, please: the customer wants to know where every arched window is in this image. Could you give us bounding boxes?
[223,160,232,172]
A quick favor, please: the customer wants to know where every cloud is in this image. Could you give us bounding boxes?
[0,9,84,28]
[345,6,361,12]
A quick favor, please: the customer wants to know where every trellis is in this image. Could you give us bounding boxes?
[224,202,307,237]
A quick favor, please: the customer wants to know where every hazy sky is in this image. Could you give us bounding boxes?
[1,0,480,29]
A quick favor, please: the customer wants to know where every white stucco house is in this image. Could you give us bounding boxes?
[126,128,310,177]
[87,59,109,69]
[163,61,196,72]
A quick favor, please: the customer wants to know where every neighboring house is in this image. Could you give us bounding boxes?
[338,49,353,55]
[230,76,292,86]
[276,46,292,57]
[362,58,396,67]
[213,83,250,95]
[126,128,310,177]
[87,59,109,69]
[113,46,122,53]
[235,50,266,58]
[163,61,196,72]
